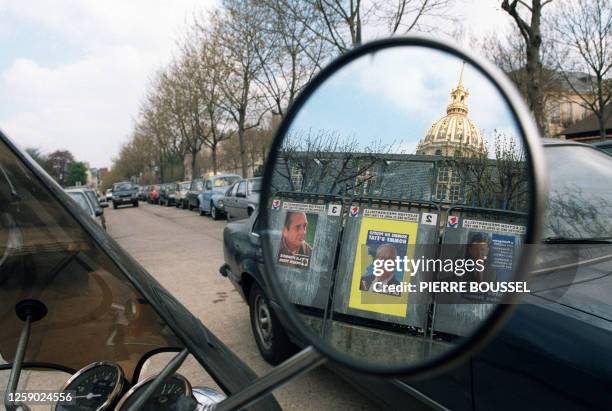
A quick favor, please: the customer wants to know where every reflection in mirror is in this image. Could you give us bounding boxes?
[263,46,532,368]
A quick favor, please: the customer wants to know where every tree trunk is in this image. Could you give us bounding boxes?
[191,150,198,180]
[598,79,606,139]
[598,113,606,139]
[211,144,218,176]
[238,117,248,177]
[501,0,549,136]
[526,2,546,135]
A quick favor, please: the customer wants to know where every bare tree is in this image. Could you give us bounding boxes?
[439,131,528,210]
[156,58,208,181]
[254,1,330,118]
[218,134,243,174]
[207,2,271,177]
[266,0,454,55]
[193,36,234,175]
[480,25,567,129]
[273,129,388,195]
[501,0,554,135]
[138,76,180,183]
[549,0,612,138]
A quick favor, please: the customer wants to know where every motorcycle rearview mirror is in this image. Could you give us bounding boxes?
[257,36,546,378]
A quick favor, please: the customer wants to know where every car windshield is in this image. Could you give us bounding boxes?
[113,182,133,191]
[84,190,100,208]
[181,182,190,190]
[248,179,262,193]
[544,145,612,239]
[214,177,239,187]
[597,144,612,156]
[67,192,94,216]
[194,181,203,191]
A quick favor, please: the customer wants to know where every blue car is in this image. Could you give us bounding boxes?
[198,174,241,220]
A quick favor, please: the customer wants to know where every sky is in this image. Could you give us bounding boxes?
[289,47,521,155]
[0,0,514,169]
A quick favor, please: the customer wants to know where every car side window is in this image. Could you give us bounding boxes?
[229,183,239,196]
[251,213,260,235]
[205,180,212,190]
[237,181,247,197]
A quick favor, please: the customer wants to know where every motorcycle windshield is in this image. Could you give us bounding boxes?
[0,137,183,379]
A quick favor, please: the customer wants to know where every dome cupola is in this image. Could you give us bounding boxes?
[416,63,486,157]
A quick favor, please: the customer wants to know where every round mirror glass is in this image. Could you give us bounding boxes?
[259,38,543,374]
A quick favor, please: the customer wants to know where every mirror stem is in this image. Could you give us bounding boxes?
[4,315,31,411]
[214,346,325,411]
[126,348,189,411]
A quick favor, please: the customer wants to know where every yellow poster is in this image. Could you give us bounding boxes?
[347,209,419,317]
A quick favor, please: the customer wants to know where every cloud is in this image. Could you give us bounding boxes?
[1,0,215,53]
[333,47,520,138]
[0,0,217,168]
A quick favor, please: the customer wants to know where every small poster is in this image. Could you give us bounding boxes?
[489,233,516,282]
[421,212,438,226]
[328,203,342,216]
[447,215,459,228]
[276,210,319,269]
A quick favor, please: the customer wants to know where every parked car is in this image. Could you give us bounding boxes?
[220,140,612,410]
[105,188,113,201]
[198,174,241,220]
[65,187,106,230]
[175,180,191,209]
[186,178,204,210]
[93,189,109,208]
[224,177,262,221]
[159,182,178,206]
[111,181,139,209]
[138,185,149,201]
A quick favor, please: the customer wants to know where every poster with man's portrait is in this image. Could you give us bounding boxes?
[276,211,319,269]
[463,230,518,283]
[358,230,408,297]
[462,230,518,302]
[348,209,419,318]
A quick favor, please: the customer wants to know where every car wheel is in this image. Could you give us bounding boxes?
[211,203,220,220]
[247,208,253,217]
[249,283,295,365]
[133,201,138,207]
[113,203,118,210]
[199,208,205,216]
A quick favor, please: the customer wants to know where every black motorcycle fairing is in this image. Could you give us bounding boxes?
[0,131,281,411]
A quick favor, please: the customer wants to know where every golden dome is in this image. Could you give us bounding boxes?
[416,64,486,157]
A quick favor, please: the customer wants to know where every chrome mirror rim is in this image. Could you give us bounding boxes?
[259,34,547,377]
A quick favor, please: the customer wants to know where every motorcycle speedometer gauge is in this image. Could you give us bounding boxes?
[114,373,193,411]
[54,362,126,411]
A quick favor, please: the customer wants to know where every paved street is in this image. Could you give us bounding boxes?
[105,202,381,411]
